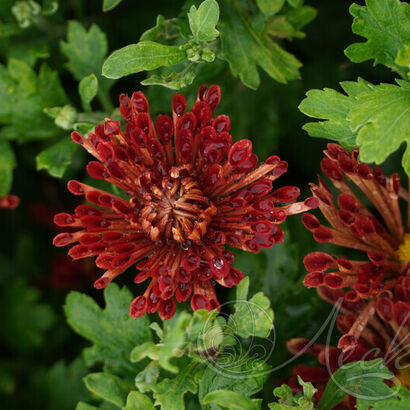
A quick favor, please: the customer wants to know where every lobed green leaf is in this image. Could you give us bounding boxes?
[219,1,301,89]
[345,0,410,78]
[188,0,220,42]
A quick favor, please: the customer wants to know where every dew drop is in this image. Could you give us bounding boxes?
[181,240,191,251]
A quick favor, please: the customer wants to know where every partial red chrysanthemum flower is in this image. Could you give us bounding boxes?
[301,144,409,353]
[0,194,19,209]
[53,85,317,320]
[285,337,379,409]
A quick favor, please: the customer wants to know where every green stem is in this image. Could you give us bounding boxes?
[97,87,114,114]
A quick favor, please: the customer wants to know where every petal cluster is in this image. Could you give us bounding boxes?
[301,144,409,352]
[288,144,410,397]
[54,85,315,320]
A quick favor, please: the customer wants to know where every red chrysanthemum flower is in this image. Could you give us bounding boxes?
[298,144,409,381]
[0,194,19,209]
[53,85,317,320]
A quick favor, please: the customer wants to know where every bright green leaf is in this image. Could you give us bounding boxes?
[134,362,159,393]
[317,359,393,410]
[151,360,200,410]
[228,277,274,338]
[345,0,410,78]
[102,0,123,12]
[203,390,260,410]
[44,105,78,130]
[299,87,357,149]
[199,354,269,410]
[123,391,155,410]
[84,373,131,407]
[219,1,301,89]
[188,0,219,42]
[36,137,78,178]
[298,377,317,403]
[269,376,316,408]
[271,384,294,407]
[130,342,160,363]
[102,41,187,79]
[348,80,410,175]
[64,284,152,376]
[79,74,99,111]
[0,140,16,196]
[298,77,376,150]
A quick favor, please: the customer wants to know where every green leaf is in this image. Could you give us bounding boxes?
[299,87,357,149]
[0,279,55,351]
[348,80,410,174]
[198,354,269,410]
[79,74,99,111]
[219,0,301,89]
[158,312,191,373]
[123,391,155,410]
[34,358,90,410]
[142,64,196,89]
[43,105,78,130]
[140,15,180,42]
[317,359,393,410]
[345,0,410,78]
[0,140,16,196]
[77,403,98,410]
[271,384,294,407]
[267,6,317,39]
[134,362,159,393]
[203,390,260,410]
[287,0,303,7]
[256,0,284,18]
[0,60,68,142]
[228,277,274,338]
[269,376,316,408]
[151,360,200,410]
[42,0,58,15]
[358,386,410,409]
[130,342,160,363]
[102,41,187,80]
[297,377,317,403]
[102,0,123,12]
[84,373,131,407]
[8,42,49,67]
[64,284,152,376]
[188,0,219,42]
[61,21,108,81]
[36,137,78,178]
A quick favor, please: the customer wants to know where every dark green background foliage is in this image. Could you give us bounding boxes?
[0,0,408,409]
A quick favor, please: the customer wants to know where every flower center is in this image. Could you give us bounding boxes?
[398,233,410,263]
[136,170,216,244]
